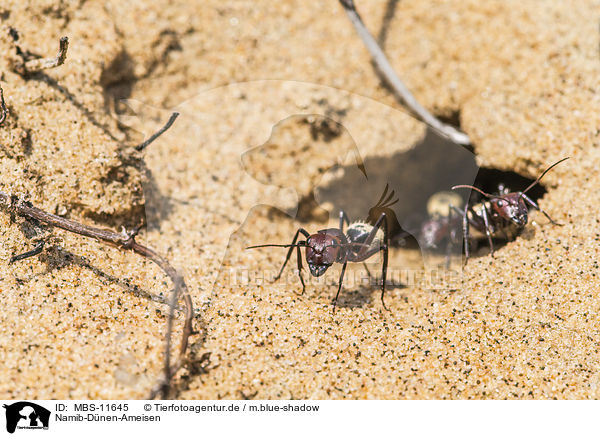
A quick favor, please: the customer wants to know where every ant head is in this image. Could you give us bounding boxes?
[305,233,340,277]
[490,193,528,227]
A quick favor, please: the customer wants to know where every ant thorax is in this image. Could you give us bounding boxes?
[346,221,384,252]
[470,200,520,240]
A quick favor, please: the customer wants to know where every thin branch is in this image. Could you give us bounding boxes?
[338,0,471,146]
[135,112,180,151]
[0,86,7,125]
[17,36,69,74]
[2,193,194,398]
[0,85,192,398]
[10,240,45,263]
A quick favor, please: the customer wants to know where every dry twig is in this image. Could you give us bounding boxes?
[0,86,7,125]
[338,0,471,146]
[136,112,180,151]
[16,36,69,75]
[0,90,192,398]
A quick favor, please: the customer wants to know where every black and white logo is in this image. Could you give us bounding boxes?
[3,402,50,433]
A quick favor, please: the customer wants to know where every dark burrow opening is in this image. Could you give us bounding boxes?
[471,167,546,201]
[455,165,548,258]
[312,128,549,263]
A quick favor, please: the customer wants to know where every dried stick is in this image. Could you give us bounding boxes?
[136,112,180,151]
[338,0,471,146]
[17,36,69,74]
[2,195,194,398]
[10,240,45,263]
[0,86,7,125]
[0,90,191,398]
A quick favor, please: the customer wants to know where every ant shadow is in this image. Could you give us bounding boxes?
[334,287,373,309]
[332,273,408,310]
[29,73,120,143]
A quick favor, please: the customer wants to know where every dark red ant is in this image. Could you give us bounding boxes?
[418,191,464,265]
[452,157,569,260]
[247,207,390,312]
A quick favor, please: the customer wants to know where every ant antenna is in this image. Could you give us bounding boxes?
[452,185,493,198]
[521,157,569,195]
[246,242,306,249]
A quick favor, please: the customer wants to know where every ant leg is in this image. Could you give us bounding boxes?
[10,240,45,263]
[348,213,390,310]
[377,214,389,311]
[380,222,389,311]
[274,228,310,282]
[450,205,464,218]
[339,210,351,233]
[332,261,348,312]
[362,263,372,279]
[354,213,387,259]
[444,237,453,268]
[445,206,461,267]
[296,244,306,294]
[351,213,390,310]
[480,204,495,256]
[522,193,562,226]
[462,204,470,263]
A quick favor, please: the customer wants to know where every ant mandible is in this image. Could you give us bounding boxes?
[247,208,390,312]
[452,157,569,261]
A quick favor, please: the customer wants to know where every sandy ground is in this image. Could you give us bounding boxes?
[1,0,600,399]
